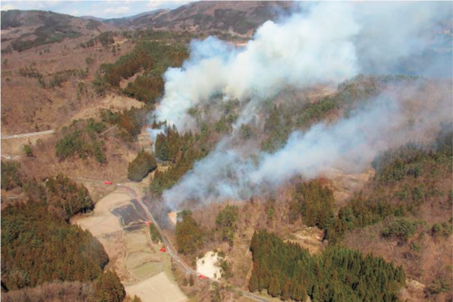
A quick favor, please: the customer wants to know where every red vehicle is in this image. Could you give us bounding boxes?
[104,181,112,185]
[160,247,166,253]
[198,274,208,280]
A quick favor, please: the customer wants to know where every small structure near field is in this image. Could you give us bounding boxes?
[160,247,166,253]
[104,181,112,185]
[198,274,208,280]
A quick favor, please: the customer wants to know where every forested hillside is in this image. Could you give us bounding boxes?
[2,200,108,290]
[1,3,452,302]
[1,174,125,301]
[151,126,211,194]
[95,39,188,103]
[167,122,452,301]
[326,123,453,244]
[249,230,406,301]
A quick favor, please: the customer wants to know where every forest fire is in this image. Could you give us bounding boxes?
[167,211,177,225]
[1,2,452,302]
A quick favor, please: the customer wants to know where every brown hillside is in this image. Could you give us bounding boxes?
[106,1,293,36]
[1,22,135,135]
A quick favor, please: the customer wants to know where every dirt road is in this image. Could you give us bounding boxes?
[73,181,186,302]
[1,154,20,160]
[123,187,271,302]
[74,178,269,302]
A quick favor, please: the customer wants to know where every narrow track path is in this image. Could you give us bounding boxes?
[72,177,270,302]
[1,129,55,140]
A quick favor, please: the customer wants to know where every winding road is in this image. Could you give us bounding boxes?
[119,185,270,302]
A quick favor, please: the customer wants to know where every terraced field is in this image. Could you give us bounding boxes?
[73,184,187,302]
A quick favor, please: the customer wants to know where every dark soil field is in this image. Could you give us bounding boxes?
[112,202,147,227]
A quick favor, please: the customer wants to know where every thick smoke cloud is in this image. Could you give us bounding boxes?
[151,2,452,211]
[155,2,451,130]
[355,2,452,77]
[156,2,360,130]
[162,85,451,211]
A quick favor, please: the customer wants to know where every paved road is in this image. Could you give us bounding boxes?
[1,129,55,140]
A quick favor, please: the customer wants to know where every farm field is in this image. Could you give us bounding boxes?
[73,185,187,301]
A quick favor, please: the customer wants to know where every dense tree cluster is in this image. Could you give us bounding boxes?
[326,194,403,244]
[1,200,109,291]
[261,105,292,153]
[176,211,203,255]
[298,181,335,229]
[1,171,128,299]
[93,271,125,302]
[100,107,150,143]
[46,174,94,218]
[249,230,406,301]
[216,205,239,246]
[382,218,419,241]
[97,41,188,104]
[123,76,164,104]
[261,75,421,154]
[373,123,452,184]
[326,124,453,244]
[127,150,157,182]
[260,94,344,153]
[55,119,107,163]
[101,46,153,87]
[288,180,334,229]
[151,127,208,194]
[154,126,186,162]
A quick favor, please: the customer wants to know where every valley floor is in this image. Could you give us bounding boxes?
[72,182,187,302]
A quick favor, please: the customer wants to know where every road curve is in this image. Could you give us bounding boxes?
[1,129,55,140]
[121,187,270,302]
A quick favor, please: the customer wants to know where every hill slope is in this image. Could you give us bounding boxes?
[105,1,293,36]
[1,10,115,52]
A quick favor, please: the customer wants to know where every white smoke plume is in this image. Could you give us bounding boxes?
[150,2,452,210]
[355,2,453,76]
[162,83,452,211]
[156,2,360,130]
[155,2,451,130]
